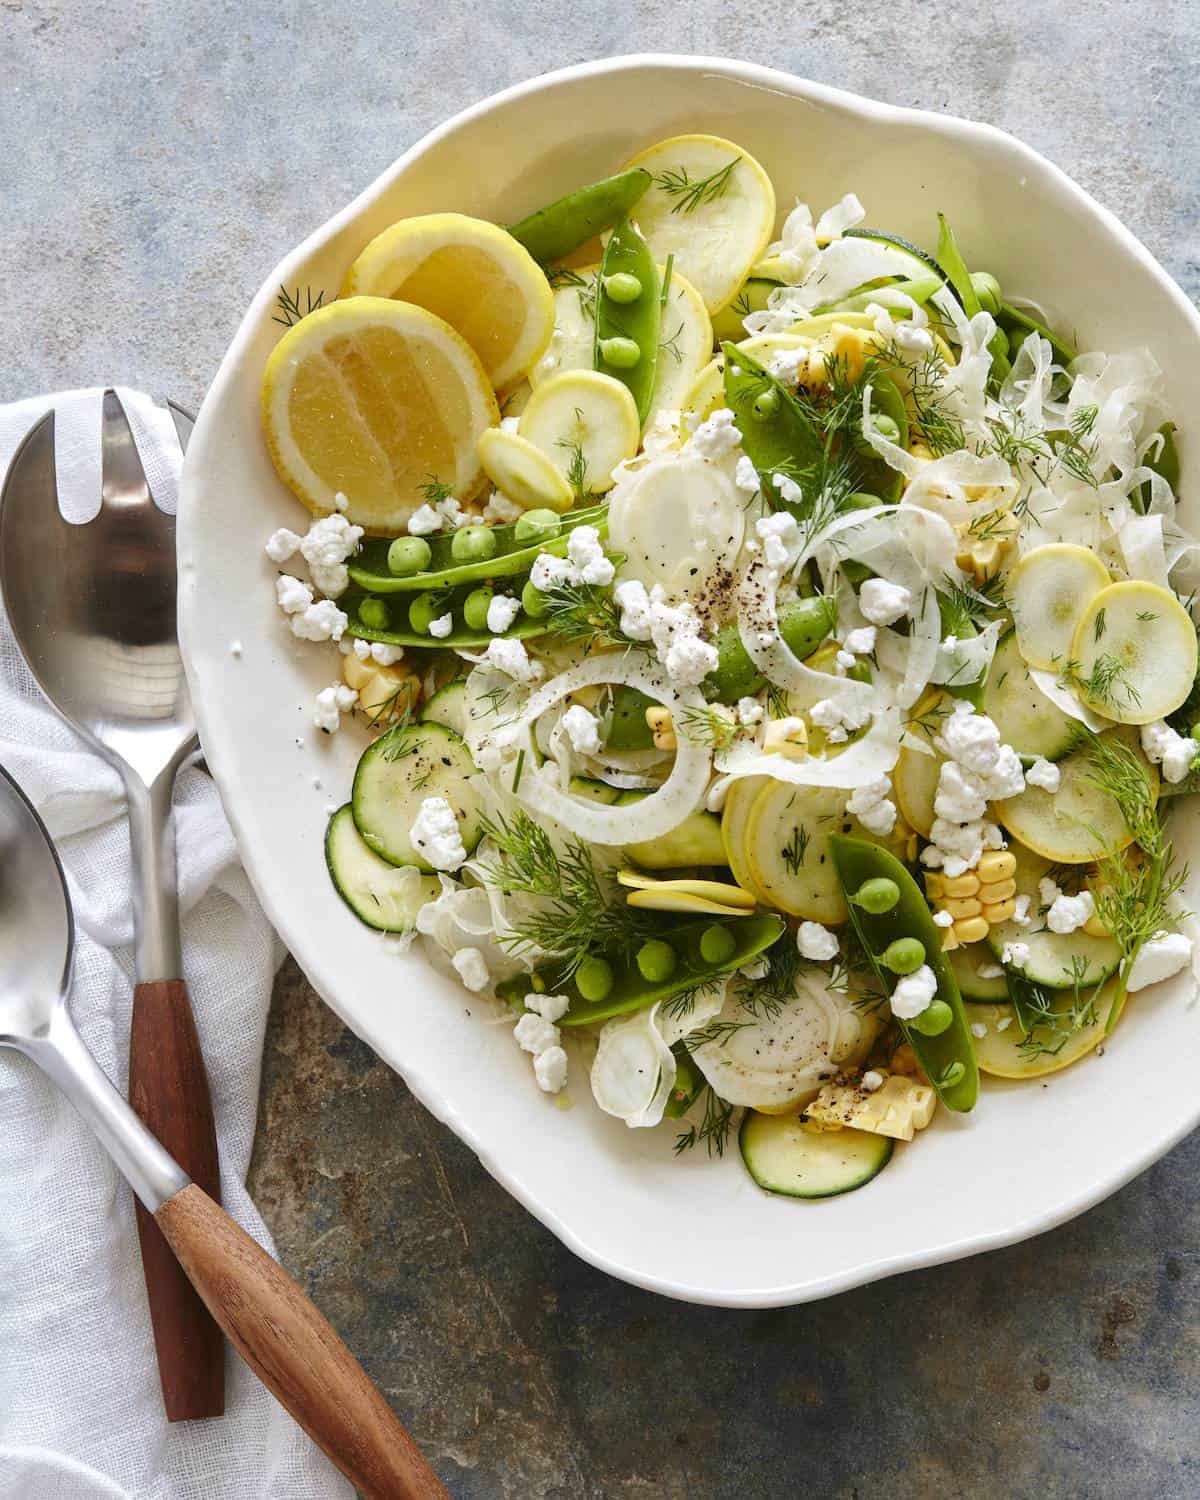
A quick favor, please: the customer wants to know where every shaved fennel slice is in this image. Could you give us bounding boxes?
[1119,513,1169,590]
[931,618,1003,687]
[591,1004,676,1128]
[657,979,730,1048]
[1028,669,1109,733]
[715,705,901,790]
[508,653,711,844]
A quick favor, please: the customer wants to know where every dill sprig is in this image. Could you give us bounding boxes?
[1010,960,1100,1061]
[737,936,799,1020]
[273,284,325,328]
[1061,654,1142,716]
[556,415,590,499]
[540,576,627,648]
[673,1087,736,1156]
[419,475,456,507]
[979,404,1100,489]
[546,265,597,320]
[1082,732,1191,1032]
[659,318,685,364]
[677,703,738,751]
[655,156,740,215]
[478,809,657,975]
[938,574,1003,637]
[681,1017,752,1050]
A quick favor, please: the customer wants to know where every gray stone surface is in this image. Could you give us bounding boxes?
[5,3,1200,1495]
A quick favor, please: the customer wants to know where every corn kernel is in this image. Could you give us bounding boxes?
[978,877,1016,904]
[942,895,983,920]
[981,898,1016,924]
[942,872,981,898]
[954,916,990,944]
[977,850,1016,882]
[1082,913,1110,939]
[763,716,808,760]
[924,874,946,899]
[940,926,961,951]
[358,668,419,723]
[342,652,376,691]
[908,441,934,461]
[645,706,676,752]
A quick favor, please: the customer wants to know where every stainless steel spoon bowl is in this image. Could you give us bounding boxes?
[0,765,449,1500]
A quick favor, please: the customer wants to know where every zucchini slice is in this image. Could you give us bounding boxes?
[351,720,482,871]
[1069,580,1198,725]
[995,727,1155,863]
[744,781,852,923]
[326,806,440,932]
[1007,543,1111,671]
[984,842,1120,988]
[721,776,773,904]
[421,679,470,737]
[739,1112,892,1199]
[620,792,728,869]
[982,630,1080,761]
[949,943,1010,1002]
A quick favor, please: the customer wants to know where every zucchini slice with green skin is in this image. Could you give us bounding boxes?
[496,913,786,1027]
[843,226,944,278]
[711,277,778,343]
[420,679,470,736]
[326,805,440,932]
[949,943,1009,1003]
[830,835,978,1112]
[984,842,1121,989]
[351,720,482,871]
[982,630,1080,762]
[739,1111,893,1199]
[347,504,608,594]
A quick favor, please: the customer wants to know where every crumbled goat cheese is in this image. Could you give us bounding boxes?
[858,578,912,626]
[265,527,301,563]
[970,1021,988,1039]
[861,1069,885,1092]
[534,1045,569,1093]
[1042,878,1095,935]
[276,574,313,614]
[313,682,357,732]
[705,779,729,813]
[451,948,491,993]
[1141,720,1197,784]
[1025,757,1062,793]
[978,963,1004,980]
[1013,893,1032,926]
[531,552,578,592]
[525,993,571,1023]
[290,599,348,642]
[1126,931,1194,992]
[687,407,742,460]
[890,964,938,1019]
[921,704,1023,875]
[349,637,371,659]
[809,696,870,744]
[409,795,468,872]
[734,455,761,494]
[562,704,603,755]
[614,578,654,638]
[612,580,718,686]
[500,415,520,434]
[485,637,543,683]
[428,613,454,639]
[934,761,989,823]
[938,701,1008,779]
[932,909,954,928]
[736,696,764,726]
[847,775,898,836]
[835,650,855,672]
[483,490,523,524]
[514,1011,560,1056]
[772,472,804,508]
[843,626,877,656]
[486,594,521,634]
[566,525,614,586]
[921,814,1004,878]
[996,1015,1013,1031]
[756,512,801,571]
[230,640,243,658]
[797,921,839,961]
[370,641,404,666]
[298,513,364,597]
[332,491,349,511]
[1001,942,1031,969]
[767,346,808,386]
[406,504,442,535]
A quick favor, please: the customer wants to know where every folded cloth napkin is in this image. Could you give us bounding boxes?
[0,390,354,1500]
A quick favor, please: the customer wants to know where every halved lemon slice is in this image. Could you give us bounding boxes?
[621,135,776,314]
[341,213,554,390]
[262,296,498,531]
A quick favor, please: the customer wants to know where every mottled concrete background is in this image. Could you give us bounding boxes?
[5,2,1200,1495]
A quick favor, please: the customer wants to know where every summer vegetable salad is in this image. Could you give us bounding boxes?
[259,133,1197,1200]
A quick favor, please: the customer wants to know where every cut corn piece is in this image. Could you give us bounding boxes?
[943,896,983,920]
[805,1073,936,1142]
[982,898,1016,924]
[977,850,1016,881]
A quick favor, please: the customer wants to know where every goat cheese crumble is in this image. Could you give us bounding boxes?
[485,637,544,683]
[561,704,602,755]
[890,964,937,1019]
[1141,720,1197,784]
[298,513,364,598]
[428,613,454,639]
[858,578,912,626]
[486,594,521,634]
[451,947,491,993]
[847,775,898,836]
[409,796,467,872]
[687,407,742,461]
[797,921,839,961]
[313,682,357,732]
[1126,931,1193,991]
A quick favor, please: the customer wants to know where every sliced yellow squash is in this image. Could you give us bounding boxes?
[744,782,852,923]
[971,984,1113,1078]
[1007,543,1111,671]
[477,427,573,513]
[1069,580,1197,725]
[517,369,639,495]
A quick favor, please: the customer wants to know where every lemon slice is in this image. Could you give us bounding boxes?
[262,296,498,531]
[477,428,573,513]
[621,135,776,314]
[341,213,554,390]
[518,370,639,494]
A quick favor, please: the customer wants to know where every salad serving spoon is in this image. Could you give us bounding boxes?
[0,392,223,1419]
[0,763,449,1499]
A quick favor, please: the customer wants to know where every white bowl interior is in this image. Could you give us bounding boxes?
[180,58,1200,1306]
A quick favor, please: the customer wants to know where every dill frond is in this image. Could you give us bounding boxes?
[273,284,325,328]
[673,1088,736,1156]
[655,157,740,215]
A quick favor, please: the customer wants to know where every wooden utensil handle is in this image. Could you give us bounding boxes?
[156,1184,449,1499]
[129,979,224,1421]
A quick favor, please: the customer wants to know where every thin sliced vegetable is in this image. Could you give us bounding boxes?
[477,428,574,513]
[519,369,639,494]
[1069,581,1197,725]
[351,720,482,871]
[711,277,779,342]
[971,980,1113,1078]
[744,782,852,923]
[830,835,978,1111]
[647,268,714,428]
[326,806,440,931]
[506,167,652,265]
[982,630,1080,761]
[998,300,1076,366]
[1008,544,1111,671]
[948,943,1009,1002]
[421,679,470,736]
[740,1113,893,1198]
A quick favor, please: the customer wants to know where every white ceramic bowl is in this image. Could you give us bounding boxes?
[180,56,1200,1307]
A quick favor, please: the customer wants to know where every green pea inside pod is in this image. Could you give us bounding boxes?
[451,524,498,564]
[576,955,615,1003]
[358,597,391,631]
[594,216,660,424]
[852,877,899,915]
[636,939,677,984]
[911,999,953,1037]
[407,591,444,636]
[521,578,549,619]
[462,586,494,632]
[514,508,563,545]
[699,924,737,966]
[387,536,432,577]
[882,936,926,976]
[603,271,643,304]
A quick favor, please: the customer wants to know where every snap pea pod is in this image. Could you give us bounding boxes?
[829,836,978,1112]
[856,374,909,503]
[342,583,545,651]
[594,217,661,425]
[506,167,651,266]
[997,301,1076,367]
[936,214,1011,383]
[347,505,608,593]
[720,343,825,510]
[703,594,838,703]
[496,913,785,1027]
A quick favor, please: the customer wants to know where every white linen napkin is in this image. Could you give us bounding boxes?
[0,390,354,1500]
